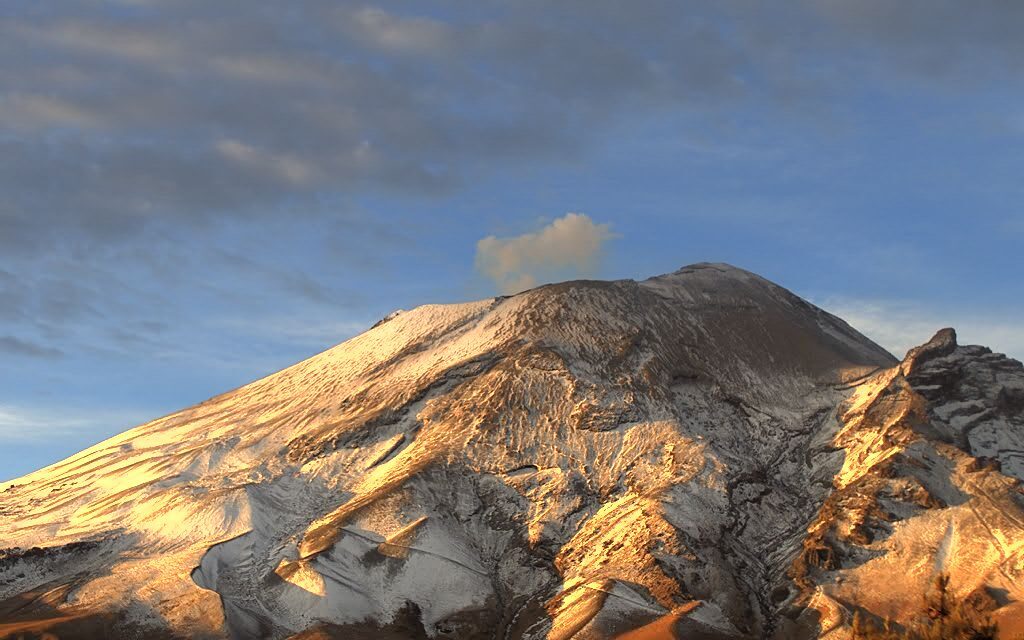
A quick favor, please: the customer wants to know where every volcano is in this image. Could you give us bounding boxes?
[2,263,1022,639]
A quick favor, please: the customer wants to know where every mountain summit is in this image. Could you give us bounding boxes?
[1,264,1022,639]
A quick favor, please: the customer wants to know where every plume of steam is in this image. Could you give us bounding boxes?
[475,213,614,293]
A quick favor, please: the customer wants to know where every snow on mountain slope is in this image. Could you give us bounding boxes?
[0,263,1020,639]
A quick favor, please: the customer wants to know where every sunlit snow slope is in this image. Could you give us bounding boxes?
[1,263,1022,639]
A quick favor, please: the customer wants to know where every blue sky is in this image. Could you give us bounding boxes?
[1,1,1022,481]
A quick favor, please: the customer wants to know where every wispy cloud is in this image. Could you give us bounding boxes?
[0,335,62,359]
[215,139,321,186]
[475,213,615,293]
[0,404,150,443]
[818,297,1024,361]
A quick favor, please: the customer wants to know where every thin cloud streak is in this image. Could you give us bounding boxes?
[0,336,63,359]
[0,404,151,443]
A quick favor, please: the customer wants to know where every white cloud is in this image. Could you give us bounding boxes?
[818,297,1023,361]
[475,213,615,294]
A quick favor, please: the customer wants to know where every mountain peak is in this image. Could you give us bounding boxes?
[901,326,958,374]
[1,269,1020,639]
[669,261,746,273]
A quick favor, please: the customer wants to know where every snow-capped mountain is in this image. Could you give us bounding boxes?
[1,263,1022,639]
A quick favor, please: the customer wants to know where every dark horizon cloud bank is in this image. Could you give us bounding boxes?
[1,0,1022,479]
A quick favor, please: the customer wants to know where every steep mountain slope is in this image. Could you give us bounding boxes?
[0,263,1021,639]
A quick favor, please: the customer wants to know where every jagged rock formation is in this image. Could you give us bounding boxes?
[783,328,1024,639]
[0,263,1021,639]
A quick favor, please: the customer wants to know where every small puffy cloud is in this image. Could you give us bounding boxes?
[475,213,615,294]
